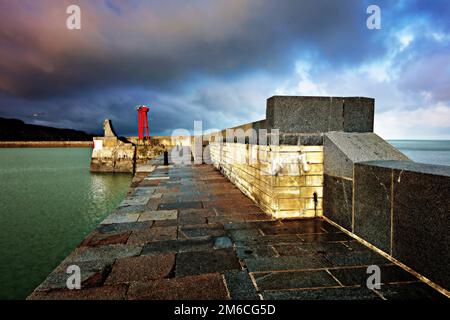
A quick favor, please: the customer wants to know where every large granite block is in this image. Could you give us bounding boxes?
[343,97,374,132]
[354,160,450,291]
[266,96,374,134]
[390,163,450,291]
[323,174,353,231]
[266,96,339,133]
[353,163,392,252]
[323,132,409,178]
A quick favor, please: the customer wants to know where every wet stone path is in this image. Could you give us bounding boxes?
[29,159,445,300]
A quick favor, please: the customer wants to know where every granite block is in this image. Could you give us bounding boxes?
[342,97,374,132]
[262,286,381,300]
[323,132,409,178]
[127,273,229,300]
[353,163,392,252]
[142,238,214,255]
[105,254,175,284]
[175,249,240,277]
[323,174,353,231]
[254,270,338,291]
[391,165,450,291]
[375,282,447,300]
[245,255,330,272]
[328,264,417,287]
[224,270,259,300]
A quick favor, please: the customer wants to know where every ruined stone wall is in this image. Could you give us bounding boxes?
[210,142,323,219]
[90,137,135,173]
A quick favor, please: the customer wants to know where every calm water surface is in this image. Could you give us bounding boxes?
[0,148,131,299]
[389,140,450,166]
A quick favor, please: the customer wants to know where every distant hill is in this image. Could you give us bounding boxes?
[0,117,96,141]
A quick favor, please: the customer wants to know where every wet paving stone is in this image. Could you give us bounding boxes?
[120,196,150,207]
[101,213,140,225]
[158,201,203,210]
[273,242,353,256]
[208,216,247,224]
[234,234,303,246]
[55,258,115,274]
[28,285,128,300]
[223,220,282,230]
[138,210,178,221]
[328,264,418,287]
[180,208,217,217]
[324,250,391,267]
[254,270,339,291]
[214,236,233,249]
[245,254,330,272]
[261,225,327,236]
[343,240,372,252]
[175,249,241,277]
[127,226,178,245]
[127,273,229,300]
[153,219,178,227]
[179,224,225,239]
[66,244,142,263]
[261,286,381,300]
[178,215,207,225]
[228,228,263,241]
[132,187,156,196]
[298,232,353,243]
[374,282,448,300]
[224,270,259,300]
[236,245,278,260]
[96,221,153,233]
[114,205,147,215]
[36,270,100,291]
[105,253,175,284]
[142,238,215,254]
[80,231,131,247]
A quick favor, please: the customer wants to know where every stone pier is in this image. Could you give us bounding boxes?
[28,153,446,300]
[30,95,450,300]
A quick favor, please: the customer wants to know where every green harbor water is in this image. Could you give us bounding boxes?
[0,148,131,299]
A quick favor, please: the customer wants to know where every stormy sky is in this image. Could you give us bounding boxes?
[0,0,449,138]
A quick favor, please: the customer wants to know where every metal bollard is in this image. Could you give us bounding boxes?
[164,151,169,166]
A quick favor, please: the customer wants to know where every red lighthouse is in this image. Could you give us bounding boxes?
[136,105,150,140]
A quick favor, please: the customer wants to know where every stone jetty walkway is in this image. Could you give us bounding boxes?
[29,156,445,300]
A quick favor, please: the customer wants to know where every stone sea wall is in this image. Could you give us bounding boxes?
[210,143,323,219]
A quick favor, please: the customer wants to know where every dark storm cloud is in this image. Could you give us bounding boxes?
[0,0,383,99]
[1,0,449,138]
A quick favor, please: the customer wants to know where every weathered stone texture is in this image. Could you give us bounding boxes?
[266,96,374,134]
[323,132,409,178]
[353,163,392,252]
[352,160,450,291]
[323,174,353,231]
